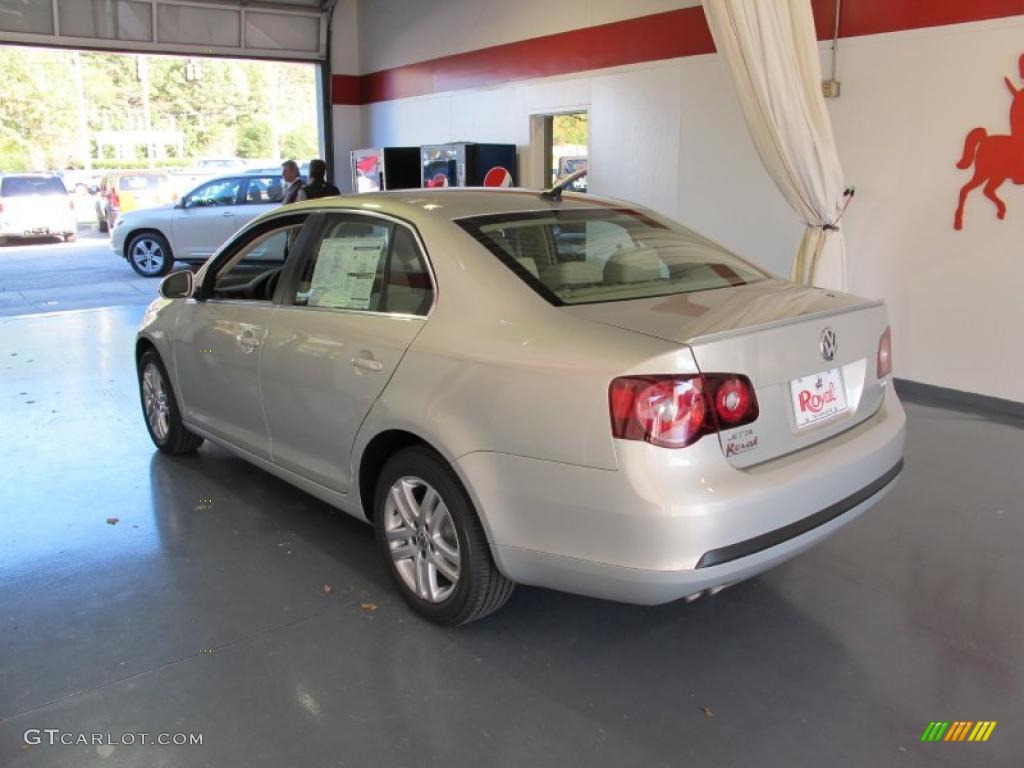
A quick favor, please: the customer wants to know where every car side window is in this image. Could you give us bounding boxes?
[294,216,392,311]
[384,226,434,315]
[243,176,284,204]
[209,222,305,302]
[184,178,241,209]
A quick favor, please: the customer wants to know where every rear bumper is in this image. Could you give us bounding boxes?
[458,382,906,605]
[0,218,76,237]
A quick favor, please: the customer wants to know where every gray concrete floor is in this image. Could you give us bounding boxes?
[0,305,1021,768]
[0,224,157,317]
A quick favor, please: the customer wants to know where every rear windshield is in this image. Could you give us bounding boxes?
[456,208,767,306]
[118,175,169,191]
[1,176,67,197]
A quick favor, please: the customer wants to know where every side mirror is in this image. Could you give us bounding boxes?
[159,270,195,299]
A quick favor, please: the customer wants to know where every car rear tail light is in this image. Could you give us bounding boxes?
[877,325,892,378]
[609,373,758,449]
[69,198,75,210]
[713,375,758,426]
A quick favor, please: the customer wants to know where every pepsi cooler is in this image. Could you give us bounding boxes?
[421,143,517,188]
[351,147,421,193]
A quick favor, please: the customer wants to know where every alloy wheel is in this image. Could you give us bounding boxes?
[141,362,170,442]
[131,238,166,276]
[383,476,461,603]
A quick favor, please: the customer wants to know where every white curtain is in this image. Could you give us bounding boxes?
[701,0,848,290]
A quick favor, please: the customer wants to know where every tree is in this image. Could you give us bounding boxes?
[0,137,31,171]
[0,46,319,168]
[281,125,319,161]
[236,119,272,159]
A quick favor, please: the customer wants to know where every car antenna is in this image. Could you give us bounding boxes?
[541,168,588,201]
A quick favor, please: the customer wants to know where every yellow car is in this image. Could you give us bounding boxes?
[96,171,175,232]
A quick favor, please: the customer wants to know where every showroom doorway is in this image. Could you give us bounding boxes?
[529,110,589,192]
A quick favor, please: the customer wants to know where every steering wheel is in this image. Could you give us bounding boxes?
[216,268,281,300]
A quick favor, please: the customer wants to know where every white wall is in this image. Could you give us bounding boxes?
[329,0,362,192]
[357,0,700,73]
[829,18,1024,402]
[336,2,1024,402]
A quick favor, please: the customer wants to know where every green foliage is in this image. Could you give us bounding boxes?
[281,125,320,162]
[0,137,31,171]
[0,46,318,171]
[236,119,272,159]
[553,112,588,147]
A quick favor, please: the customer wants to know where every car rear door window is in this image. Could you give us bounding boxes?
[293,215,434,315]
[384,226,434,315]
[295,216,391,311]
[242,176,284,204]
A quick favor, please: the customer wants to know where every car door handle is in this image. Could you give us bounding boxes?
[221,210,235,217]
[351,357,384,372]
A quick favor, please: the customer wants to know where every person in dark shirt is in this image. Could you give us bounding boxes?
[302,159,340,200]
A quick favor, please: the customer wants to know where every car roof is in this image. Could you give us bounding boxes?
[283,187,634,222]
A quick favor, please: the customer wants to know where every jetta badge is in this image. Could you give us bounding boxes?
[819,327,837,362]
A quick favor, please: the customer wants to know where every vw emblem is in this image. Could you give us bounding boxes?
[819,327,837,362]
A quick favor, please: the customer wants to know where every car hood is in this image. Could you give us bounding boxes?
[559,279,879,344]
[119,205,175,221]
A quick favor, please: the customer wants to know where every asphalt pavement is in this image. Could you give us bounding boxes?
[0,223,160,317]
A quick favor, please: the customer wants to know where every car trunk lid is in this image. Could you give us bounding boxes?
[563,280,890,467]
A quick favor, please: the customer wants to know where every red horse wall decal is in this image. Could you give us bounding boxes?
[954,54,1024,230]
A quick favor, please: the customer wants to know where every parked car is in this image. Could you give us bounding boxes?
[95,171,175,232]
[244,163,309,178]
[56,169,102,195]
[194,157,247,171]
[0,173,78,244]
[111,172,285,276]
[135,188,906,625]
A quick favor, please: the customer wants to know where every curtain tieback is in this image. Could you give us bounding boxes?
[812,186,856,233]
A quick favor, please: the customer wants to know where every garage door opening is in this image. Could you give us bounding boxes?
[0,45,322,175]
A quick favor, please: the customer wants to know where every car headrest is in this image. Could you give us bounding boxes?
[540,261,603,288]
[603,247,664,283]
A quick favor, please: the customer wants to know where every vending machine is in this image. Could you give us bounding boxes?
[350,147,422,192]
[421,143,517,188]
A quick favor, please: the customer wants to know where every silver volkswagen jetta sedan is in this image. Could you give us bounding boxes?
[136,188,906,624]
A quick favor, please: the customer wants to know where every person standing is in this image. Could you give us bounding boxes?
[281,159,304,204]
[302,159,340,199]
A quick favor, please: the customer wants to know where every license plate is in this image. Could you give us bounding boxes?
[790,368,848,428]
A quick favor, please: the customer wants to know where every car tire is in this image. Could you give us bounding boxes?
[63,233,77,243]
[97,214,108,233]
[138,349,204,454]
[374,446,514,625]
[128,231,174,277]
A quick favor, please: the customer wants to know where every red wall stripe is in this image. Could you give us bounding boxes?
[813,0,1024,38]
[331,74,361,106]
[333,0,1024,106]
[359,6,713,104]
